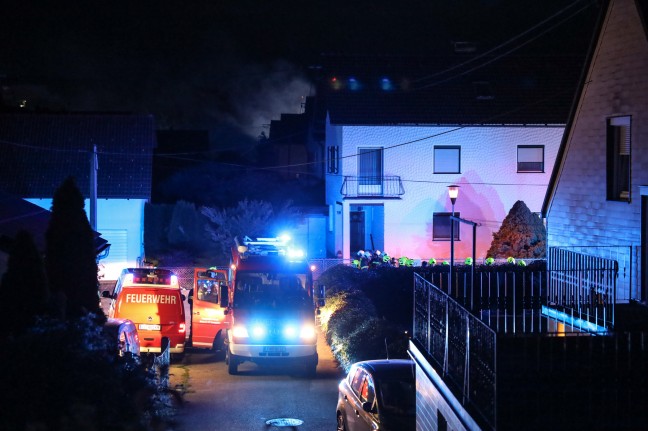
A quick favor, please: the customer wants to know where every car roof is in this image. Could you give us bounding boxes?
[105,318,135,329]
[354,359,415,379]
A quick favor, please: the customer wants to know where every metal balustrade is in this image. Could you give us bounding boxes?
[340,175,405,198]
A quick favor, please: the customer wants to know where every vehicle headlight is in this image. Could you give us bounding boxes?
[232,325,249,338]
[300,324,316,341]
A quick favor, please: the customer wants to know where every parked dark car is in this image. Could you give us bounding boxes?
[337,359,416,431]
[103,317,141,358]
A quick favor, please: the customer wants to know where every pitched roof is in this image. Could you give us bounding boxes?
[318,54,589,126]
[542,0,644,215]
[0,190,109,255]
[0,113,156,199]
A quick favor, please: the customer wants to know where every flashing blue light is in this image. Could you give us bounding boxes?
[380,77,393,91]
[348,77,361,91]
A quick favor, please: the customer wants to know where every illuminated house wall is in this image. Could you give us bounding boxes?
[544,0,648,302]
[26,198,146,281]
[0,113,156,282]
[326,119,563,260]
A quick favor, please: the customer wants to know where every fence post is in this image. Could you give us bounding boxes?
[158,336,170,388]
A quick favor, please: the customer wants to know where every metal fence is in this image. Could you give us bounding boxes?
[547,247,618,329]
[413,273,497,429]
[549,245,638,302]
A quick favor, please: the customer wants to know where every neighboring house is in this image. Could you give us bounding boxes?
[543,0,648,304]
[0,190,109,276]
[0,113,156,281]
[409,2,648,430]
[321,52,588,260]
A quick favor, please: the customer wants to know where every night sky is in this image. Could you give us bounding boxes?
[0,0,600,141]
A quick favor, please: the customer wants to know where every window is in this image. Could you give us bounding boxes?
[327,146,339,174]
[433,212,460,241]
[358,147,383,185]
[517,145,544,172]
[434,146,460,174]
[607,116,631,202]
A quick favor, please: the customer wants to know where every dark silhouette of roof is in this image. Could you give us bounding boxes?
[0,190,109,255]
[0,113,156,199]
[317,54,590,126]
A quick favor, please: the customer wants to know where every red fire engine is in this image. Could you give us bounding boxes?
[224,235,319,376]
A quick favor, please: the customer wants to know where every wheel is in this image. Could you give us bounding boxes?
[213,334,226,361]
[226,348,238,375]
[336,412,347,431]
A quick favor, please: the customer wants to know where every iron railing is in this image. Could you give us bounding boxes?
[547,247,618,330]
[413,273,497,429]
[549,245,638,302]
[340,175,405,198]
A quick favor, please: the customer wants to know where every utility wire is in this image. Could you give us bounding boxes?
[411,0,592,88]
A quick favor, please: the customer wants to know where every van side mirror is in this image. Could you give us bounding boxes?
[101,290,113,299]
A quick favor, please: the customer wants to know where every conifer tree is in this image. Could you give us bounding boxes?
[487,200,546,259]
[45,177,104,320]
[0,230,49,336]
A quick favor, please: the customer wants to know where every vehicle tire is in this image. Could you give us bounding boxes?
[336,413,347,431]
[213,334,226,361]
[226,348,238,375]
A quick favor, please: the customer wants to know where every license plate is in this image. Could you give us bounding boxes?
[262,346,286,352]
[139,323,161,331]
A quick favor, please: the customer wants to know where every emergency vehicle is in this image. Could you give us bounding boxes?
[102,268,186,356]
[224,235,319,376]
[188,267,230,352]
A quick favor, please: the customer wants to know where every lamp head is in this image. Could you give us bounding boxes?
[447,185,460,205]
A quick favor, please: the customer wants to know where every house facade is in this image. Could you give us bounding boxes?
[543,0,648,303]
[319,52,589,261]
[325,121,562,261]
[0,113,156,281]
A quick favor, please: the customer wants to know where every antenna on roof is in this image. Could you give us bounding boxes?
[385,337,389,360]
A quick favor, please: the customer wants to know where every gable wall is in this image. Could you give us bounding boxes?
[547,0,648,251]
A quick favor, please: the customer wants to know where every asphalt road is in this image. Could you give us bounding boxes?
[169,328,344,431]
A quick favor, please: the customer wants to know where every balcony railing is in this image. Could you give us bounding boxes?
[340,176,404,198]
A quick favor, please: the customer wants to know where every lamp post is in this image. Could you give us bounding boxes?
[447,185,459,294]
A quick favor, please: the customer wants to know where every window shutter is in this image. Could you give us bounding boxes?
[610,116,631,156]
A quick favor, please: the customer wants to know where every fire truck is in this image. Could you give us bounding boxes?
[188,267,230,354]
[224,235,319,376]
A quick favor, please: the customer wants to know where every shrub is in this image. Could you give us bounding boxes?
[322,290,377,346]
[487,200,546,259]
[0,315,169,431]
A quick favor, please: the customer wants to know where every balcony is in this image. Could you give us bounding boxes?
[340,175,404,198]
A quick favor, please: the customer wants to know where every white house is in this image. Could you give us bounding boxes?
[320,54,589,261]
[0,113,156,281]
[543,0,648,303]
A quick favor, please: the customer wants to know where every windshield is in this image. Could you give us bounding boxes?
[234,272,311,307]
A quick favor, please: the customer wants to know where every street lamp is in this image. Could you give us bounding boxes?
[448,185,460,215]
[447,185,459,295]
